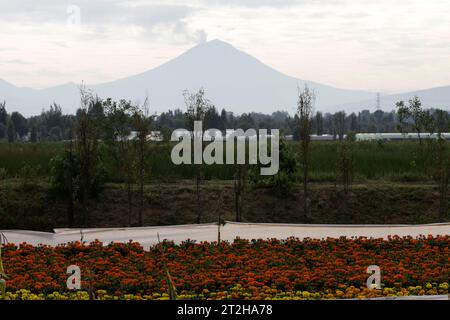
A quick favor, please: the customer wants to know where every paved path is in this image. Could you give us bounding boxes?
[2,222,449,249]
[360,295,449,300]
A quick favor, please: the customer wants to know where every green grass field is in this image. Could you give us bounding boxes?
[0,140,443,182]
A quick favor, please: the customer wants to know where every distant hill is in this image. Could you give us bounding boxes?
[0,79,80,116]
[1,40,449,116]
[331,86,450,113]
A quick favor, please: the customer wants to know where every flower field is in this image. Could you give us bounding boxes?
[0,235,449,300]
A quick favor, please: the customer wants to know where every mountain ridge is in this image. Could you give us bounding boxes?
[0,39,449,116]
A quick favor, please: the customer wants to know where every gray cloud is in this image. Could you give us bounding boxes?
[175,25,207,44]
[209,0,298,7]
[1,59,33,65]
[208,0,345,8]
[0,1,199,42]
[0,1,192,24]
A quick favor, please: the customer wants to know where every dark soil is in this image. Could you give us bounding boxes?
[0,180,447,231]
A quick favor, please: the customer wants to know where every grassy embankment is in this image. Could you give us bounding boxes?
[0,141,447,231]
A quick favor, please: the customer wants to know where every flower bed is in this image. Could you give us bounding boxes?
[0,236,449,300]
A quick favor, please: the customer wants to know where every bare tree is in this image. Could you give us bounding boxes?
[297,85,315,223]
[133,97,152,227]
[184,88,213,224]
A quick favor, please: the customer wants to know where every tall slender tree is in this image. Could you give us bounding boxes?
[103,98,137,226]
[184,88,213,224]
[297,85,315,223]
[76,86,103,223]
[133,97,152,227]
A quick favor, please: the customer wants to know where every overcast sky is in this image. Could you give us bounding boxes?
[1,0,450,93]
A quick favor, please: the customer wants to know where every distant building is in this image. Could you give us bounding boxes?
[356,133,450,141]
[310,134,335,141]
[126,131,163,142]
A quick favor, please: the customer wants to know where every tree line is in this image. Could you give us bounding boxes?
[1,96,449,143]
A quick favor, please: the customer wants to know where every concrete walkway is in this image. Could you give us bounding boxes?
[359,295,449,300]
[1,221,449,249]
